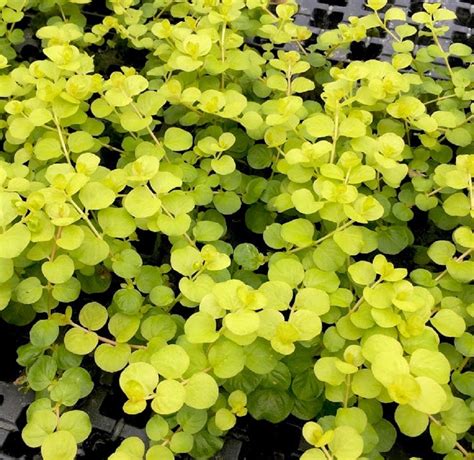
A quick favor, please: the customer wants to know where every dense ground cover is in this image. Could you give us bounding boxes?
[0,0,472,459]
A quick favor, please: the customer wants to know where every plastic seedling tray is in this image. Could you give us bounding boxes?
[295,0,473,63]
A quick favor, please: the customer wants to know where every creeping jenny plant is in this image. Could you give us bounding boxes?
[0,0,473,458]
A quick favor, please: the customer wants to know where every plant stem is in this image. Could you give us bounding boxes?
[330,105,339,164]
[428,415,471,458]
[425,93,456,105]
[67,198,103,240]
[69,320,146,349]
[287,220,353,254]
[456,356,470,373]
[160,204,196,248]
[343,374,352,408]
[376,12,401,43]
[427,186,445,197]
[321,445,334,460]
[429,24,455,80]
[129,101,170,162]
[220,22,226,90]
[468,174,473,210]
[434,248,473,282]
[98,141,125,154]
[49,227,63,261]
[350,278,382,313]
[53,113,71,165]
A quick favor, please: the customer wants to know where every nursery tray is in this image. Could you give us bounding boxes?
[294,0,473,62]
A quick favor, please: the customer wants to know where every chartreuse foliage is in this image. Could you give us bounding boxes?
[0,0,473,459]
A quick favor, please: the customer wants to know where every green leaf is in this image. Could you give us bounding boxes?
[164,127,193,151]
[27,355,57,391]
[193,221,224,242]
[428,241,456,265]
[170,430,194,453]
[8,117,35,140]
[146,445,174,460]
[79,182,116,210]
[431,309,466,337]
[79,302,108,331]
[300,448,326,460]
[94,343,131,373]
[245,338,279,374]
[371,352,409,386]
[409,376,447,414]
[335,407,367,433]
[151,344,190,379]
[367,0,387,10]
[150,286,175,307]
[303,113,334,138]
[50,367,93,406]
[146,415,169,441]
[41,431,77,460]
[328,426,363,460]
[348,261,376,285]
[120,362,158,399]
[211,155,236,175]
[294,288,330,315]
[441,397,472,434]
[333,226,377,256]
[109,313,140,342]
[208,337,246,378]
[42,255,75,284]
[152,379,186,414]
[15,277,43,304]
[446,260,474,283]
[449,43,472,57]
[0,258,13,284]
[314,357,345,386]
[430,423,457,454]
[0,75,18,97]
[98,207,136,238]
[0,223,30,258]
[446,128,471,147]
[34,138,62,161]
[213,191,241,215]
[313,239,347,272]
[215,408,236,431]
[247,389,293,423]
[268,258,305,288]
[184,372,219,409]
[56,225,85,251]
[351,369,382,398]
[64,328,99,355]
[289,309,322,340]
[224,310,260,336]
[409,349,451,384]
[22,410,57,447]
[185,312,219,343]
[110,437,145,460]
[233,243,263,270]
[120,111,152,132]
[281,219,314,247]
[57,410,92,443]
[443,193,470,217]
[123,186,161,218]
[30,319,59,348]
[67,131,94,153]
[171,245,202,276]
[176,407,208,437]
[376,225,411,255]
[395,405,428,437]
[339,118,366,138]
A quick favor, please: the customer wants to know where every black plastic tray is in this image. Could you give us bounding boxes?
[295,0,473,62]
